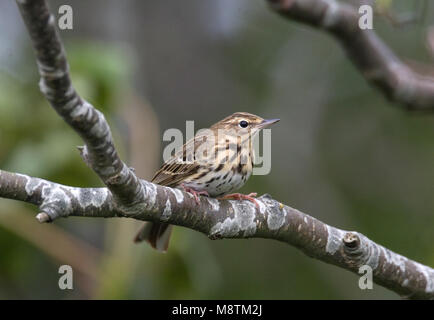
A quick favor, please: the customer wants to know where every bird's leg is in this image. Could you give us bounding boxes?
[218,192,259,209]
[181,184,209,205]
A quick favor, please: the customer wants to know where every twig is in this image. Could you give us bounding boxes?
[267,0,434,111]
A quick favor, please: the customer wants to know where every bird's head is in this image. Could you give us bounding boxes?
[211,112,279,139]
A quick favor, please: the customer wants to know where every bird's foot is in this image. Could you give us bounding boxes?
[218,192,259,209]
[181,184,209,205]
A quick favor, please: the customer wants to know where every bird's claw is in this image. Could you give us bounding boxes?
[218,192,260,209]
[181,184,209,205]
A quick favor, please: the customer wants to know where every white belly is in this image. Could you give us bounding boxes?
[183,170,251,197]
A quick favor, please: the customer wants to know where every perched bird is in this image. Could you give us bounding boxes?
[134,112,279,252]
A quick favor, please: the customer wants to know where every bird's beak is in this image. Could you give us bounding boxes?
[259,118,280,128]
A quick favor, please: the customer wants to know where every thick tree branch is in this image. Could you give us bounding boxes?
[0,169,433,299]
[16,0,144,206]
[4,0,432,299]
[267,0,434,111]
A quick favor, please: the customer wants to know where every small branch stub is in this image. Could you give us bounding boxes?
[36,212,51,223]
[343,232,360,249]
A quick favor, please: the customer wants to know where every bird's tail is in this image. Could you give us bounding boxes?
[134,222,173,252]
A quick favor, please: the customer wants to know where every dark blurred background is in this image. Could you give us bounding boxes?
[0,0,433,299]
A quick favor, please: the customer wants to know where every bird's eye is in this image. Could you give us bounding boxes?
[239,120,249,128]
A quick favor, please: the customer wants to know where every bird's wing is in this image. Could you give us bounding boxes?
[151,161,199,188]
[151,134,211,187]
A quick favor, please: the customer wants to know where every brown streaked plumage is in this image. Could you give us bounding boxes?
[134,112,279,252]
